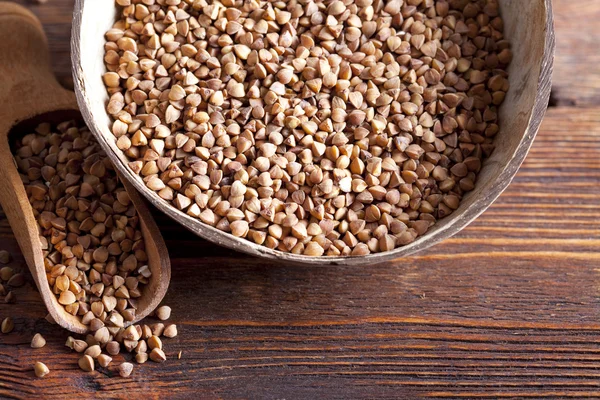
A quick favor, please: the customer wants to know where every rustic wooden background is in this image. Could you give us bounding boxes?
[1,0,599,398]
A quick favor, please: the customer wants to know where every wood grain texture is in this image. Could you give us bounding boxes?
[551,0,600,106]
[0,0,597,398]
[1,107,599,399]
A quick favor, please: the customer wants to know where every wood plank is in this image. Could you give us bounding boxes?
[551,0,600,106]
[0,106,599,398]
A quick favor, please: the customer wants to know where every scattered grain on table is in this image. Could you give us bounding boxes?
[31,333,46,348]
[33,362,50,378]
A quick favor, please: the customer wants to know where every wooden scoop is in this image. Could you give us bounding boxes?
[0,3,171,334]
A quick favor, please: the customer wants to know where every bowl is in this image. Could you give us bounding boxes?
[71,0,555,266]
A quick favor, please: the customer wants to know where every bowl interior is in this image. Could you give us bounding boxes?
[72,0,553,266]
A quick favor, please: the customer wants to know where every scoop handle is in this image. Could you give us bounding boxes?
[0,2,76,135]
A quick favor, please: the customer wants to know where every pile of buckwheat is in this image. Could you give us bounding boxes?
[103,0,511,256]
[12,121,178,376]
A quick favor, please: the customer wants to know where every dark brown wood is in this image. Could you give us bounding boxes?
[1,108,599,398]
[0,0,597,398]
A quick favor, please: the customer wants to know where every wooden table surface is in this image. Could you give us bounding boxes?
[1,0,599,398]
